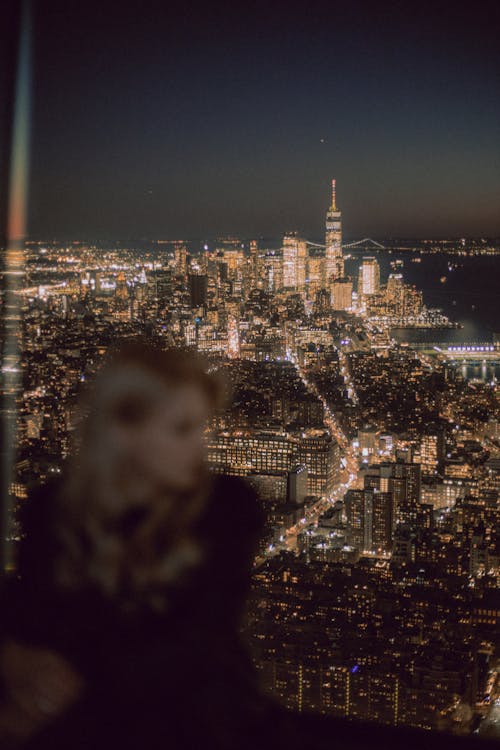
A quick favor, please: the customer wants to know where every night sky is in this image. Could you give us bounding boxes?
[7,0,500,240]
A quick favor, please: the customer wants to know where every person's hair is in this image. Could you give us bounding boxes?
[53,341,226,610]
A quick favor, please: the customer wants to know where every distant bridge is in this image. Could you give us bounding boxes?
[342,238,386,250]
[305,237,386,250]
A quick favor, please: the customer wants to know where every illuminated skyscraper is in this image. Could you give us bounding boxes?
[331,278,353,310]
[386,273,404,303]
[368,457,422,529]
[173,242,188,276]
[345,488,393,553]
[263,252,282,291]
[296,429,340,496]
[282,232,307,290]
[222,247,246,280]
[358,257,380,296]
[325,179,344,283]
[249,239,259,288]
[305,255,324,300]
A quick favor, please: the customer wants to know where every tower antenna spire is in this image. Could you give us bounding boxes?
[331,178,336,210]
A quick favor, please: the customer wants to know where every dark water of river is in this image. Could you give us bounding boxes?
[344,250,500,345]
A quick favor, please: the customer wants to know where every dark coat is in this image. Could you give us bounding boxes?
[1,473,286,749]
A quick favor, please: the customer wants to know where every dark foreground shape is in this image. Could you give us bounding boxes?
[1,473,498,750]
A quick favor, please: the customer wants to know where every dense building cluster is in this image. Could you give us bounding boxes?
[246,553,498,733]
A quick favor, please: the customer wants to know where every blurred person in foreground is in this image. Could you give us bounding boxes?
[0,342,277,748]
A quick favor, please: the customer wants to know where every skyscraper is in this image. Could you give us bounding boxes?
[249,239,259,288]
[358,257,380,296]
[188,273,208,308]
[345,488,393,553]
[173,242,188,276]
[325,179,344,284]
[282,232,307,290]
[331,278,353,310]
[366,457,422,531]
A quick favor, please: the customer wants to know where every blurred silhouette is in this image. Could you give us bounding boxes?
[0,342,283,748]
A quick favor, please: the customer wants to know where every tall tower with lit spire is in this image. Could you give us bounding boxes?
[325,179,343,284]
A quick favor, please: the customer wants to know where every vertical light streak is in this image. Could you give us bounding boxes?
[1,0,31,572]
